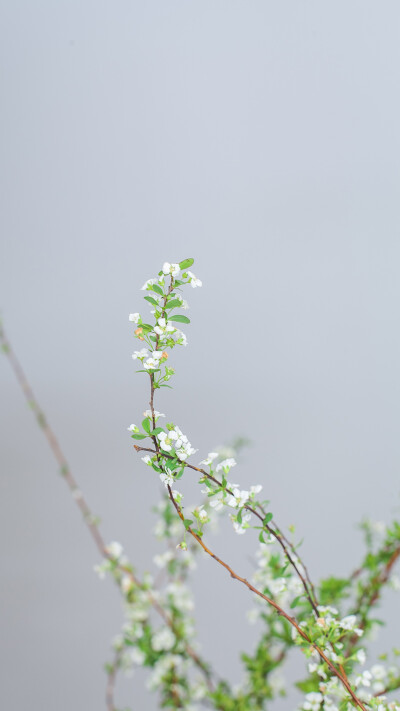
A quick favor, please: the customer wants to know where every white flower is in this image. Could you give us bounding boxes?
[232,512,251,534]
[390,574,400,591]
[186,270,202,288]
[141,278,157,290]
[154,318,176,337]
[371,665,386,680]
[162,262,180,277]
[199,452,219,467]
[355,670,372,688]
[209,491,225,511]
[106,541,123,560]
[356,649,366,665]
[132,348,148,360]
[141,455,151,465]
[160,472,174,488]
[131,648,146,666]
[121,575,134,593]
[143,409,165,420]
[198,508,208,523]
[215,457,237,473]
[158,431,174,451]
[303,691,323,710]
[127,424,139,432]
[227,488,249,508]
[153,550,174,568]
[152,627,176,652]
[175,329,188,346]
[143,357,159,370]
[129,312,140,323]
[339,615,363,636]
[250,485,262,495]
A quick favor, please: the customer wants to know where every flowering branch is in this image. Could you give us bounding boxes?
[0,320,215,701]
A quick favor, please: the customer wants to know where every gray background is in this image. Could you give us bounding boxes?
[1,2,400,709]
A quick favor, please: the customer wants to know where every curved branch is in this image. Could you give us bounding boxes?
[166,486,367,711]
[0,323,214,692]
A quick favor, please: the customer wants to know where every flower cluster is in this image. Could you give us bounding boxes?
[116,259,400,710]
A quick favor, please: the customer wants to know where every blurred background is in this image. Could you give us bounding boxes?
[1,2,400,709]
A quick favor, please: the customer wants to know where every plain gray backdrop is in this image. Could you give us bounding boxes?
[1,2,400,709]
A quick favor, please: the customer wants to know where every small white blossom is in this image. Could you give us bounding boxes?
[131,648,146,666]
[132,348,149,360]
[129,313,140,323]
[250,484,262,495]
[152,627,175,651]
[209,491,225,511]
[356,649,366,665]
[106,541,124,560]
[232,512,251,534]
[162,262,180,277]
[199,452,219,467]
[160,472,174,488]
[127,424,139,432]
[121,575,134,594]
[216,457,237,473]
[227,488,249,508]
[141,455,152,465]
[303,691,323,710]
[143,409,165,420]
[186,270,202,287]
[141,278,157,290]
[355,670,372,688]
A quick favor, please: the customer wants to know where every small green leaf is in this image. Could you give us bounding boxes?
[259,531,265,543]
[152,284,163,296]
[131,433,147,440]
[142,418,151,434]
[263,513,273,526]
[290,595,303,609]
[183,518,193,530]
[168,314,190,324]
[179,258,194,269]
[165,299,182,309]
[144,296,158,306]
[140,323,153,332]
[150,427,164,436]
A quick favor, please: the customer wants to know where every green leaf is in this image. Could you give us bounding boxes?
[140,323,153,332]
[144,296,158,306]
[259,531,265,543]
[165,299,182,309]
[131,433,147,440]
[142,418,151,434]
[263,513,273,526]
[150,427,164,436]
[168,314,190,324]
[183,518,193,530]
[296,678,320,694]
[290,595,303,609]
[152,284,163,296]
[179,258,194,269]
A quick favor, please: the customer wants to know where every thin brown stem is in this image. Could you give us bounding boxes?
[105,650,121,711]
[1,323,214,692]
[134,444,319,615]
[166,486,367,711]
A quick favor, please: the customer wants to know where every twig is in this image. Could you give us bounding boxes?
[134,444,319,615]
[0,323,214,693]
[166,486,367,711]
